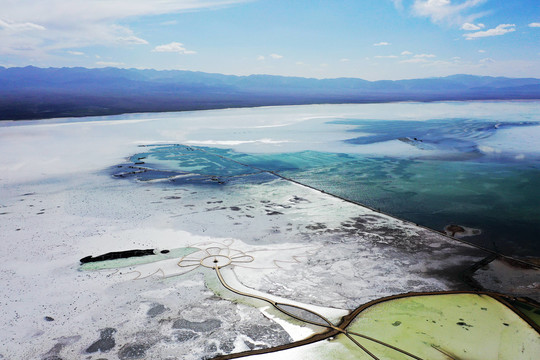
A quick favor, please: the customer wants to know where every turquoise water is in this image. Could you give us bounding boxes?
[122,107,540,258]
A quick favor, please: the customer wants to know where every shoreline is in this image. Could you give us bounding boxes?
[2,98,540,123]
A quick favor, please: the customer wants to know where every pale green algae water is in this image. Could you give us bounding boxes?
[337,294,540,360]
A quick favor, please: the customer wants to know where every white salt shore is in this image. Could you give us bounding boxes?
[0,104,537,360]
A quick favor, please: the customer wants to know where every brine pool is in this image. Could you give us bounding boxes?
[113,102,540,258]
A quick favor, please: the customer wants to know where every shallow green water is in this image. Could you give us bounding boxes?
[340,294,540,360]
[120,106,540,257]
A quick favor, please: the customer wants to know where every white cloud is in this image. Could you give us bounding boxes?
[152,42,196,54]
[0,19,45,32]
[340,58,350,62]
[373,42,390,46]
[400,58,429,63]
[270,53,283,59]
[118,35,148,45]
[67,50,84,56]
[0,0,249,57]
[95,61,125,67]
[461,22,484,30]
[256,55,265,61]
[414,53,436,58]
[374,55,398,59]
[529,23,540,28]
[391,0,404,11]
[412,0,487,25]
[2,1,249,24]
[295,61,304,65]
[464,24,516,40]
[478,49,485,53]
[160,20,178,26]
[479,57,495,63]
[401,50,413,55]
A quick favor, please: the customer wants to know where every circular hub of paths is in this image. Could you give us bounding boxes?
[200,255,232,269]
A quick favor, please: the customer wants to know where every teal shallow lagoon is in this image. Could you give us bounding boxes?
[125,146,539,257]
[118,102,540,258]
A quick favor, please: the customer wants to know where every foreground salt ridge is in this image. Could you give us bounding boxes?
[1,103,539,359]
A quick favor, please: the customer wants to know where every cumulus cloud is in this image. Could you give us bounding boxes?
[464,24,516,39]
[461,22,484,30]
[340,58,350,62]
[478,49,485,53]
[529,23,540,28]
[256,55,265,61]
[401,50,413,55]
[414,53,436,58]
[373,42,390,46]
[412,0,487,25]
[67,50,84,55]
[152,42,196,54]
[270,53,283,59]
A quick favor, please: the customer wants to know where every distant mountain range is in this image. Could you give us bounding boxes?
[1,66,539,120]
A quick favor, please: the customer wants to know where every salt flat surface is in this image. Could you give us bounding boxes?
[0,103,536,359]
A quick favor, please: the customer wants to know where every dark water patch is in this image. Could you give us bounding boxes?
[86,328,117,353]
[118,343,152,360]
[171,330,199,342]
[147,304,167,318]
[172,319,222,332]
[80,249,157,264]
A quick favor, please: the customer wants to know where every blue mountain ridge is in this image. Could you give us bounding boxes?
[1,66,539,120]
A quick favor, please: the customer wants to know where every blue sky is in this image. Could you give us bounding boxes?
[0,0,539,80]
